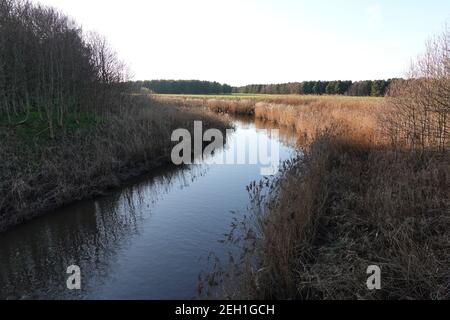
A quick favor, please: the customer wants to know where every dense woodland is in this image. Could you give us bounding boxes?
[131,79,396,96]
[234,79,396,96]
[0,0,126,138]
[132,80,233,94]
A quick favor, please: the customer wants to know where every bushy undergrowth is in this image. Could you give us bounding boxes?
[0,95,229,232]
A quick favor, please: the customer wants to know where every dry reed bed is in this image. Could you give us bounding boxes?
[250,133,448,299]
[196,95,449,300]
[254,97,384,144]
[157,96,255,116]
[0,95,230,232]
[160,95,385,143]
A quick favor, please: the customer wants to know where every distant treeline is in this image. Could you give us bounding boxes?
[131,80,233,94]
[234,79,400,97]
[132,79,399,97]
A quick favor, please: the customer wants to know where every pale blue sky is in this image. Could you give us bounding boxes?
[35,0,450,85]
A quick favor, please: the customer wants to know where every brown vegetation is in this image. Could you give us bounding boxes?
[158,96,256,116]
[254,96,383,145]
[384,29,450,152]
[0,1,233,232]
[0,95,229,232]
[207,132,449,299]
[161,95,384,146]
[197,30,450,300]
[199,97,449,299]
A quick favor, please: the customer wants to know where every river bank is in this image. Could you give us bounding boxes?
[0,116,297,299]
[0,95,229,233]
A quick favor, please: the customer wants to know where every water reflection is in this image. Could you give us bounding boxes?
[0,118,298,300]
[0,166,205,299]
[233,115,300,148]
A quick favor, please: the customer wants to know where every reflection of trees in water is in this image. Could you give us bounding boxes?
[0,118,297,299]
[232,115,301,149]
[254,118,300,149]
[0,164,207,299]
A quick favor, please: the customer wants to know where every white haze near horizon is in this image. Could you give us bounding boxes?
[32,0,450,86]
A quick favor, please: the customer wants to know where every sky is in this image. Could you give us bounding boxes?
[33,0,450,86]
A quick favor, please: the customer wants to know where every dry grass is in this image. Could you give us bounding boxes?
[195,94,449,300]
[239,133,449,300]
[254,96,383,144]
[205,99,255,115]
[0,95,230,232]
[156,96,255,116]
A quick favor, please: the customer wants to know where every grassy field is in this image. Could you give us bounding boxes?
[156,93,273,100]
[156,93,383,102]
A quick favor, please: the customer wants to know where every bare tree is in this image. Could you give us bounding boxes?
[386,25,450,151]
[0,0,129,138]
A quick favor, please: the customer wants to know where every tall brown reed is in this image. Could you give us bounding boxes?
[193,94,448,300]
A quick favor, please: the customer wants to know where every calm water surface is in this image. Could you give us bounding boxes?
[0,118,298,299]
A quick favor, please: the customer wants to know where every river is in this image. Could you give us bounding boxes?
[0,117,299,299]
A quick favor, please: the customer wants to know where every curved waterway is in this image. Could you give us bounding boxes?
[0,117,299,299]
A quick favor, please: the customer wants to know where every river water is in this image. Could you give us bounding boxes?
[0,117,298,299]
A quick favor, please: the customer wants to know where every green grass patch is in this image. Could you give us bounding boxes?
[0,109,100,149]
